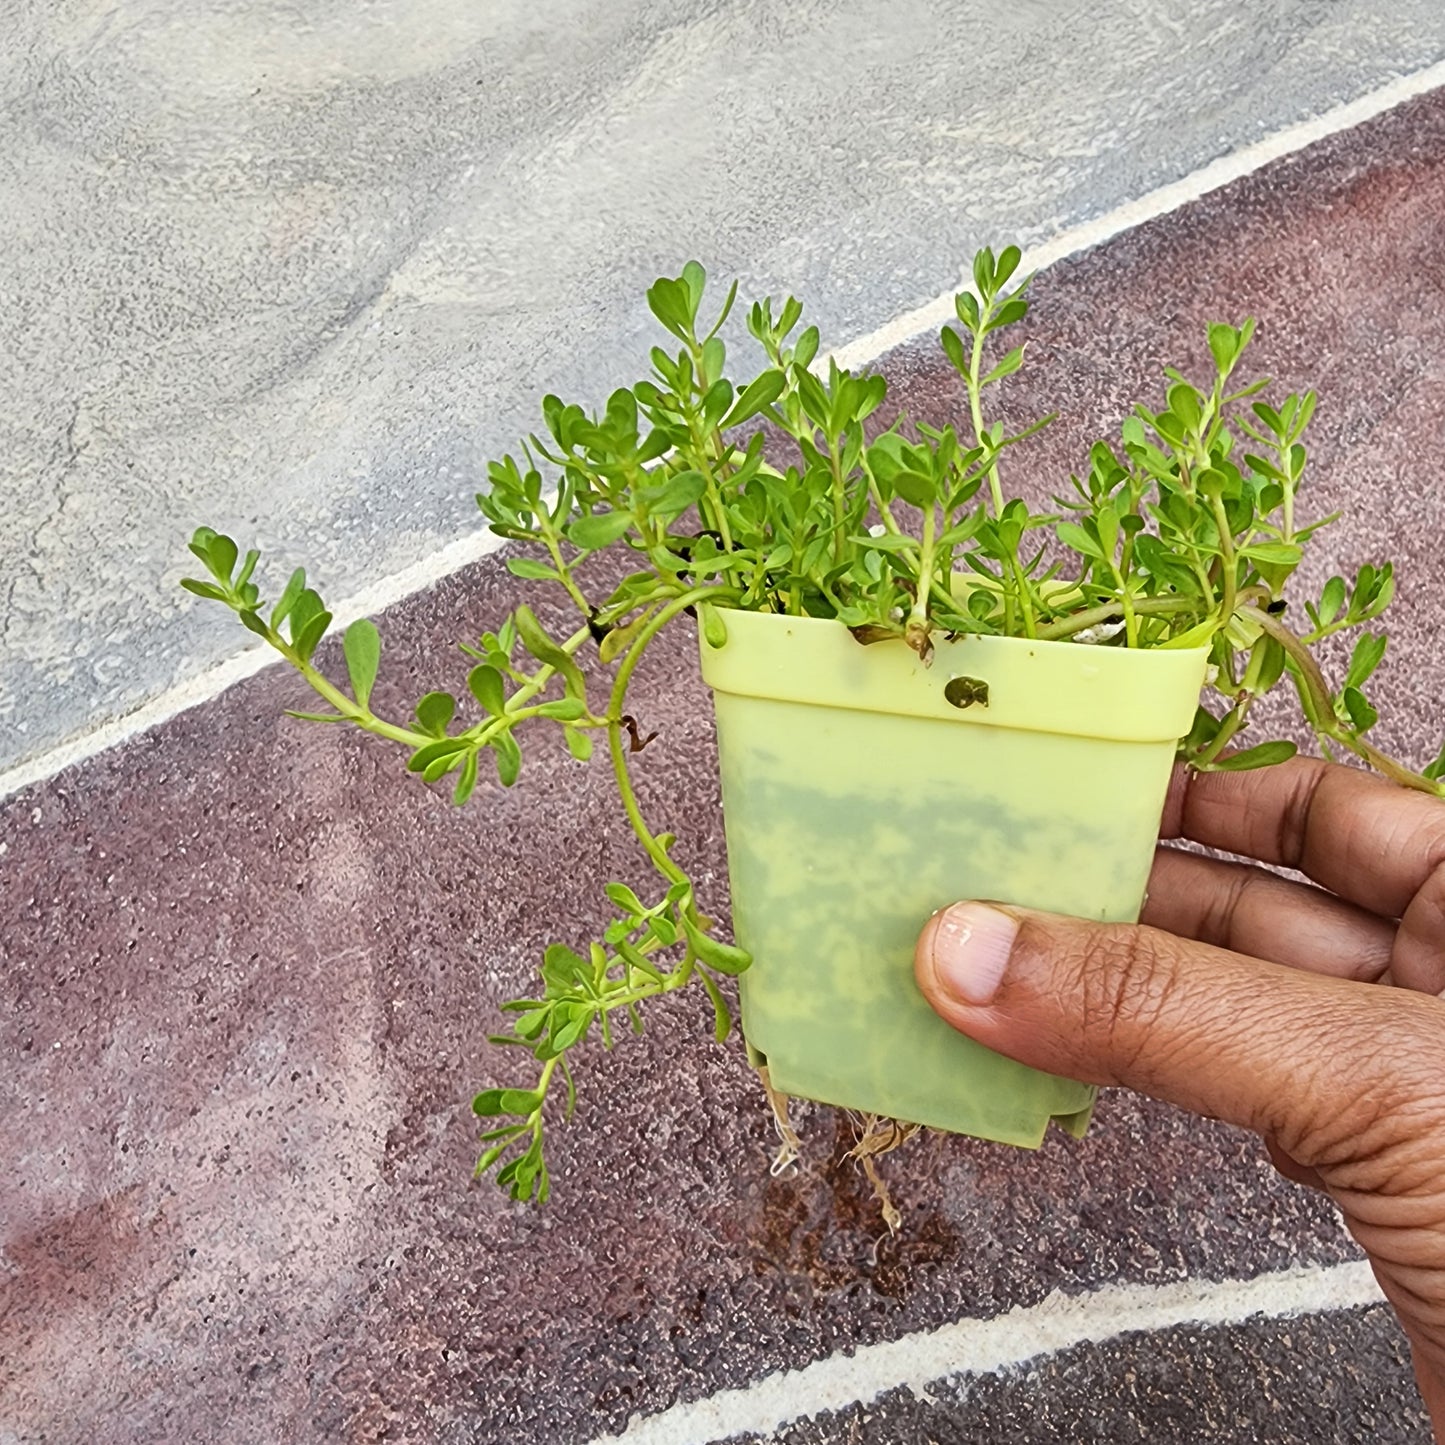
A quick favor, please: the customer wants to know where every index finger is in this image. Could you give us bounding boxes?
[1161,755,1445,919]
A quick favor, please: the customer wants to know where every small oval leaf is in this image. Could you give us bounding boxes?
[343,619,381,709]
[506,557,561,581]
[1207,740,1299,772]
[566,510,634,551]
[468,664,507,716]
[414,691,456,738]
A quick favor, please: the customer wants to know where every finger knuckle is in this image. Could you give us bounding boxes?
[1061,923,1181,1082]
[1285,993,1445,1176]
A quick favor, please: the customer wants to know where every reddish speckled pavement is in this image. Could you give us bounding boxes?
[5,90,1445,1445]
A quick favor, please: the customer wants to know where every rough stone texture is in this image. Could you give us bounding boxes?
[732,1305,1431,1444]
[6,78,1445,1445]
[0,565,1356,1445]
[6,0,1445,773]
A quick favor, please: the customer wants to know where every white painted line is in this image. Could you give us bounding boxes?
[829,55,1445,371]
[7,55,1445,802]
[0,526,509,802]
[602,1260,1383,1445]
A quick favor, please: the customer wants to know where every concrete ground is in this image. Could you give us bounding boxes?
[5,9,1445,1445]
[5,1,1445,781]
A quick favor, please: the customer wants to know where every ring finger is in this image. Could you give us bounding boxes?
[1143,846,1397,983]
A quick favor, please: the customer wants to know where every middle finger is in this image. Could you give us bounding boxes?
[1143,846,1397,982]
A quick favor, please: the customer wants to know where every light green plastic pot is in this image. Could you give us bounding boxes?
[699,609,1210,1147]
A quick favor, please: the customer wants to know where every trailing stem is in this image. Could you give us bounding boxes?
[1247,608,1444,796]
[605,585,739,885]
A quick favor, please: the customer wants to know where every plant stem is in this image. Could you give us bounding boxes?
[861,452,906,538]
[929,574,962,614]
[1110,532,1140,647]
[281,642,428,747]
[829,445,847,565]
[967,333,1005,519]
[527,1055,559,1131]
[1009,554,1039,640]
[1246,607,1445,796]
[533,501,595,619]
[1036,595,1197,642]
[708,431,737,551]
[906,503,936,642]
[606,586,741,885]
[684,339,736,551]
[1208,492,1238,624]
[598,968,692,1012]
[283,610,599,758]
[964,317,1016,635]
[1192,698,1251,768]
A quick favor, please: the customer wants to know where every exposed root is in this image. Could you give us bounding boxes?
[756,1065,804,1177]
[750,1077,926,1235]
[845,1112,922,1235]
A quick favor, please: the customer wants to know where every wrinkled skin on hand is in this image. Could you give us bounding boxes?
[916,758,1445,1434]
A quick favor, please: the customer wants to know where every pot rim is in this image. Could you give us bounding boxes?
[699,608,1210,744]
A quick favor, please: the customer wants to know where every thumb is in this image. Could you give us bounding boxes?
[914,900,1423,1154]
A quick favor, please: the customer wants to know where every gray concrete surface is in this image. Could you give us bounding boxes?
[4,0,1445,773]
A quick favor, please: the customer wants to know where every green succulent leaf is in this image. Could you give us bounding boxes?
[407,737,469,773]
[535,697,587,720]
[1345,633,1388,691]
[196,531,238,584]
[646,276,694,340]
[640,470,707,521]
[698,601,728,649]
[722,370,785,429]
[293,608,333,663]
[468,664,507,716]
[180,578,228,602]
[604,882,645,914]
[423,748,467,783]
[343,619,381,709]
[1340,685,1379,735]
[684,920,751,976]
[567,510,634,551]
[697,968,733,1043]
[1055,521,1104,560]
[506,557,562,582]
[892,470,936,509]
[414,691,456,738]
[272,568,306,629]
[1240,541,1302,566]
[1317,576,1346,627]
[514,606,587,702]
[1206,740,1300,772]
[453,750,480,806]
[492,731,523,786]
[472,1088,545,1118]
[939,325,967,375]
[981,345,1025,386]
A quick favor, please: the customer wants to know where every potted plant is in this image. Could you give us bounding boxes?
[181,245,1445,1211]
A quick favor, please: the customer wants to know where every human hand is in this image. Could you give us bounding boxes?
[914,757,1445,1432]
